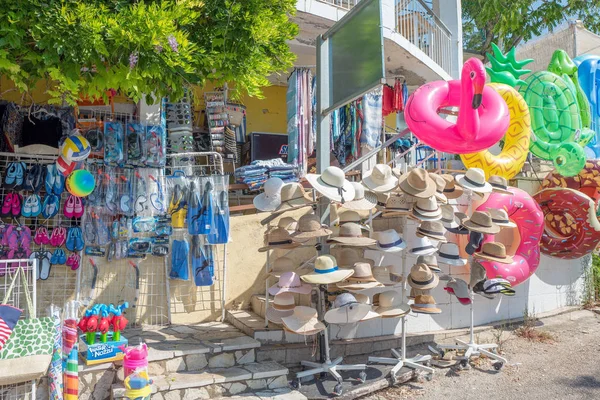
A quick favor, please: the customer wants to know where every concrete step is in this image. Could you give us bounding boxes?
[111,361,289,399]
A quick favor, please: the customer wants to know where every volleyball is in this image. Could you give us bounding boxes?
[60,134,91,162]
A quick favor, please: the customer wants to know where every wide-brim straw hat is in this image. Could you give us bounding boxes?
[382,193,414,217]
[370,229,406,253]
[341,182,377,211]
[324,293,372,324]
[306,166,355,204]
[258,227,302,252]
[268,272,313,296]
[281,306,326,335]
[327,223,376,247]
[374,290,411,317]
[354,294,382,321]
[265,307,294,324]
[473,242,514,264]
[301,255,354,284]
[410,295,442,314]
[291,213,333,240]
[274,182,314,212]
[488,175,514,195]
[455,168,493,193]
[461,211,500,234]
[268,256,296,278]
[407,263,440,290]
[362,164,398,193]
[440,174,464,199]
[437,243,467,266]
[398,168,437,198]
[488,208,517,228]
[253,177,284,211]
[336,262,383,290]
[265,292,296,323]
[277,216,298,233]
[416,221,448,242]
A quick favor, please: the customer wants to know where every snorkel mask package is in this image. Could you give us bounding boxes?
[126,122,146,166]
[104,121,125,164]
[145,125,166,168]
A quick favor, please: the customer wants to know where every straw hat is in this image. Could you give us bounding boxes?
[335,248,362,268]
[437,243,467,266]
[416,221,448,242]
[362,164,398,193]
[354,294,381,321]
[268,272,312,296]
[275,182,313,212]
[301,255,354,284]
[470,261,488,288]
[373,266,403,286]
[324,293,372,324]
[327,223,376,247]
[374,290,410,318]
[268,256,295,278]
[253,177,284,211]
[382,194,413,217]
[265,292,296,323]
[407,263,439,290]
[461,211,500,234]
[411,197,442,221]
[291,214,332,240]
[444,279,471,305]
[398,168,436,198]
[277,216,298,233]
[370,229,406,253]
[259,228,302,252]
[337,210,364,225]
[447,212,469,235]
[281,306,326,335]
[336,262,383,291]
[341,182,377,211]
[411,295,442,314]
[488,175,514,195]
[408,288,429,300]
[440,174,464,199]
[375,192,390,212]
[440,205,459,229]
[474,242,514,264]
[455,168,492,193]
[429,173,448,204]
[408,236,437,256]
[306,166,355,204]
[489,209,517,228]
[416,254,441,273]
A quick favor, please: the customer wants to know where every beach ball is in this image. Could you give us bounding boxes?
[60,134,91,162]
[66,169,95,197]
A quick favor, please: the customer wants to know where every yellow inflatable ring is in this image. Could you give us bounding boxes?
[460,83,531,179]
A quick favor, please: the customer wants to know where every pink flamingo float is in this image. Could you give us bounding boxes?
[404,58,510,154]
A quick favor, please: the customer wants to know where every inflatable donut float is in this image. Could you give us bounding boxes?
[532,187,600,258]
[476,187,544,286]
[541,160,600,205]
[460,83,531,179]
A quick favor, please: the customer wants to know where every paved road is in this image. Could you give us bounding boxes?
[365,310,600,400]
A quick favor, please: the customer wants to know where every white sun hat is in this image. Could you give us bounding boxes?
[265,292,296,324]
[341,182,377,211]
[300,255,354,285]
[281,306,325,335]
[374,290,410,318]
[306,166,355,204]
[324,293,372,324]
[362,164,398,193]
[253,177,284,211]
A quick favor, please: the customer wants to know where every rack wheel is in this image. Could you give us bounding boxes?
[493,362,504,371]
[425,373,433,382]
[333,383,343,396]
[438,350,445,358]
[358,371,367,383]
[459,360,470,370]
[291,379,301,389]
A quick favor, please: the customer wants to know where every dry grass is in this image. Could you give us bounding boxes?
[514,306,556,343]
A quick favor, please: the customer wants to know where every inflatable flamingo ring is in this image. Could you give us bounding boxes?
[476,187,544,286]
[404,58,510,154]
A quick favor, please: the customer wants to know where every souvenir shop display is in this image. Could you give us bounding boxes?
[78,303,130,365]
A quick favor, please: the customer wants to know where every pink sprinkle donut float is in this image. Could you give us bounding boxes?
[476,187,544,286]
[404,58,510,154]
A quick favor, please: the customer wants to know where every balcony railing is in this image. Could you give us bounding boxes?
[317,0,360,10]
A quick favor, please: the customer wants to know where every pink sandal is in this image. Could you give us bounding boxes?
[50,227,66,247]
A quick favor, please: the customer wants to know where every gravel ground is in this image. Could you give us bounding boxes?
[363,309,600,400]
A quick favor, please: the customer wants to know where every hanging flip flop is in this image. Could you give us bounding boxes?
[45,163,56,194]
[38,251,53,280]
[14,162,26,190]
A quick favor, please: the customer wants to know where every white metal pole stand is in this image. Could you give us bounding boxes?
[368,216,434,384]
[433,191,507,371]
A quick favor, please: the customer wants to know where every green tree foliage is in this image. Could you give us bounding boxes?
[0,0,298,104]
[463,0,600,61]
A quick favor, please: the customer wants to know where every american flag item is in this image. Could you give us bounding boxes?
[0,304,22,351]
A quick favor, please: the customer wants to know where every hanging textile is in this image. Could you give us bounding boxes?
[286,68,313,177]
[394,79,404,112]
[402,82,409,107]
[361,87,383,149]
[382,85,394,117]
[286,69,299,169]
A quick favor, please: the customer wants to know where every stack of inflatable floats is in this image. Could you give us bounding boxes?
[402,43,600,289]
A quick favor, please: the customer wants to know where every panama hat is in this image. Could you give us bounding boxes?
[281,306,326,335]
[277,216,298,233]
[470,261,488,288]
[416,254,441,273]
[324,293,372,324]
[455,168,493,193]
[275,182,314,212]
[268,272,312,296]
[301,255,354,284]
[447,212,469,235]
[461,211,500,234]
[437,242,467,266]
[440,205,459,229]
[488,175,514,195]
[474,242,514,264]
[268,256,296,278]
[407,263,439,290]
[444,278,471,305]
[370,229,406,253]
[374,290,410,318]
[398,168,437,198]
[362,164,398,193]
[411,295,442,314]
[375,192,390,212]
[265,292,296,324]
[341,182,377,211]
[429,173,448,204]
[327,223,376,247]
[291,214,332,240]
[416,221,448,242]
[337,210,364,225]
[253,177,284,211]
[440,174,464,199]
[408,236,437,256]
[408,287,429,300]
[411,197,442,221]
[306,166,355,204]
[489,209,517,228]
[336,262,384,291]
[382,194,414,217]
[259,228,302,252]
[373,265,403,286]
[353,294,382,321]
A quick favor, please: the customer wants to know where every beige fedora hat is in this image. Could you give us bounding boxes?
[327,223,376,247]
[374,290,411,318]
[437,242,467,266]
[398,168,437,198]
[416,254,441,273]
[407,263,440,290]
[411,196,442,221]
[440,174,464,199]
[489,208,517,228]
[324,293,372,324]
[416,220,448,242]
[277,216,298,233]
[306,166,355,204]
[336,262,383,290]
[268,256,295,278]
[281,306,326,335]
[382,194,414,217]
[408,287,429,300]
[470,261,488,288]
[429,173,448,204]
[411,294,442,314]
[373,265,403,286]
[338,210,364,225]
[455,168,493,193]
[341,182,377,211]
[488,175,514,195]
[275,182,314,212]
[291,214,332,240]
[301,255,354,284]
[265,292,296,324]
[474,242,514,264]
[461,211,500,234]
[375,192,390,212]
[253,177,284,212]
[259,227,302,252]
[362,164,398,193]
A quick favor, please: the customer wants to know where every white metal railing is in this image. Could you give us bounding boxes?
[317,0,360,9]
[396,0,452,74]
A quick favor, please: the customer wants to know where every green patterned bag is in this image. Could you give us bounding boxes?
[0,266,53,385]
